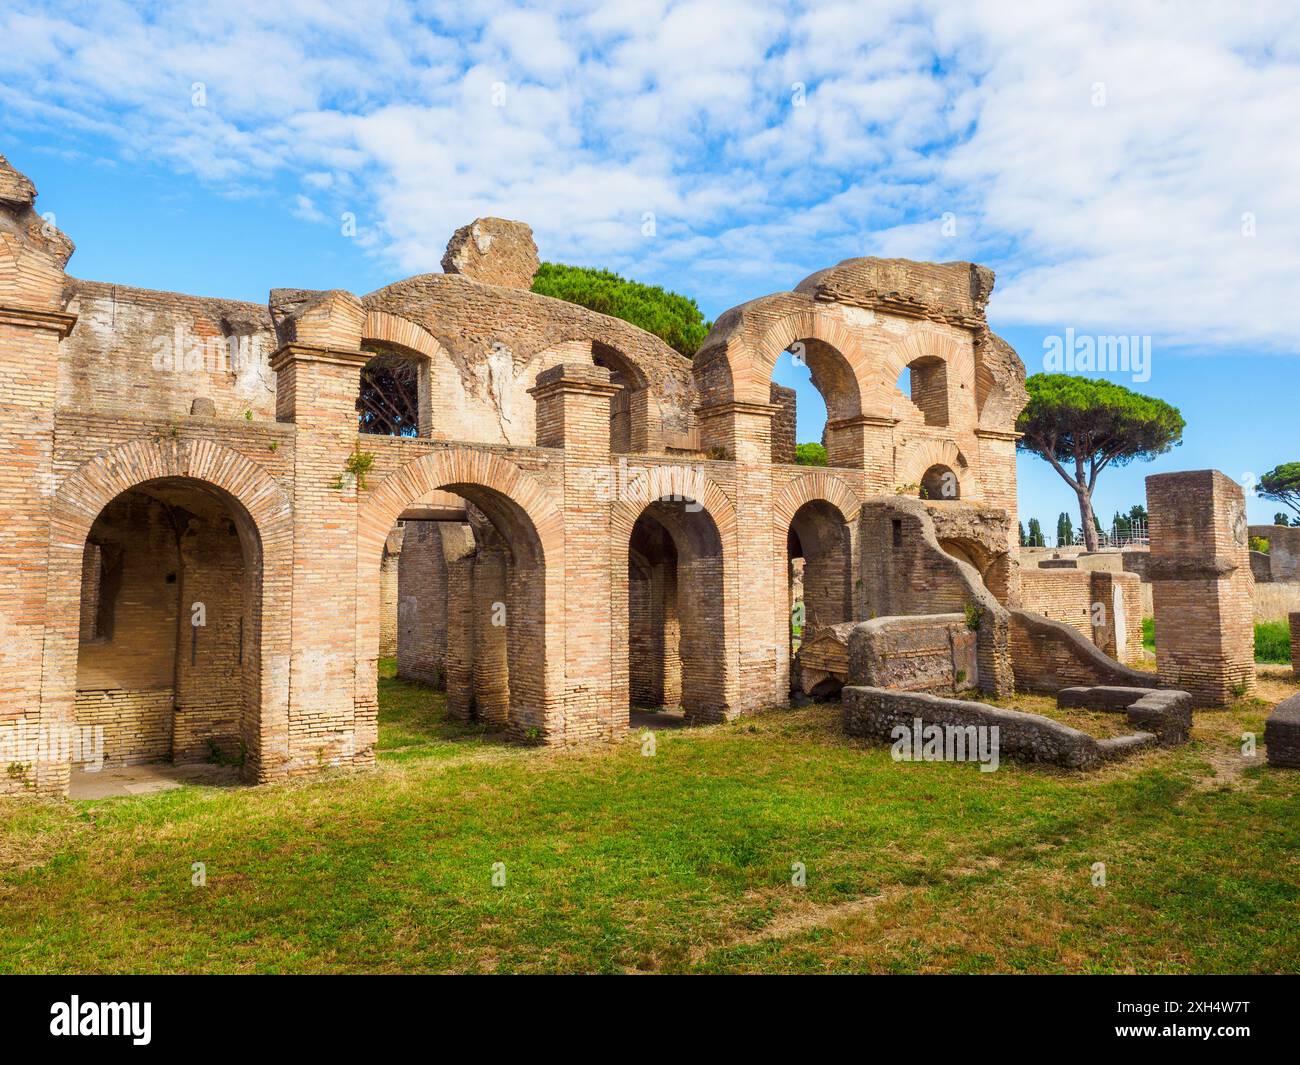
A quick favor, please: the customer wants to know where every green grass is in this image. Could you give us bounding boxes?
[1255,621,1293,665]
[1,667,1298,974]
[1143,617,1292,664]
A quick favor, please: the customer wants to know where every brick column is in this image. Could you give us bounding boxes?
[472,541,510,726]
[530,364,620,740]
[0,306,76,796]
[825,415,896,485]
[694,400,777,464]
[270,342,370,769]
[1147,470,1256,703]
[444,554,475,721]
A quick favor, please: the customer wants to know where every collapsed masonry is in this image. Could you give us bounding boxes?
[0,151,1266,796]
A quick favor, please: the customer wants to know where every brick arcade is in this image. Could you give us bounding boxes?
[0,153,1259,796]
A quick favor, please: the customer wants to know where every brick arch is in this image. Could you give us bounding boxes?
[896,438,971,496]
[44,435,294,782]
[729,307,873,416]
[363,309,449,362]
[354,447,565,746]
[611,464,738,549]
[873,330,972,418]
[771,470,863,534]
[772,472,861,690]
[359,448,563,565]
[610,464,740,724]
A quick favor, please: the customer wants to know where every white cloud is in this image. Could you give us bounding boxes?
[2,0,1299,352]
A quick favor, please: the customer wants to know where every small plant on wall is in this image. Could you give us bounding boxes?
[332,443,376,491]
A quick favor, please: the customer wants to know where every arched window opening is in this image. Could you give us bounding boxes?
[772,338,860,467]
[895,355,949,426]
[358,346,425,437]
[593,340,644,454]
[921,463,960,501]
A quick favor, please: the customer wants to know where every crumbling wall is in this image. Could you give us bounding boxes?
[363,273,695,448]
[61,280,277,422]
[1009,609,1154,693]
[860,496,1013,696]
[769,382,796,464]
[1251,524,1300,581]
[841,685,1155,770]
[1019,567,1144,663]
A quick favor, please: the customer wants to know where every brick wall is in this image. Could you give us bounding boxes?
[1148,470,1256,703]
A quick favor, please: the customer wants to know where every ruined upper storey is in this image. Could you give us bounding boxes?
[2,153,1027,488]
[694,255,1026,436]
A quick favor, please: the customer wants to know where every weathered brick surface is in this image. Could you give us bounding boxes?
[1148,470,1256,704]
[6,152,1188,799]
[1019,567,1143,664]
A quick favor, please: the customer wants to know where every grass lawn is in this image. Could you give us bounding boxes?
[2,659,1298,974]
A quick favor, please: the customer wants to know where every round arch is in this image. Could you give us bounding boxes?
[739,307,874,414]
[45,436,294,782]
[363,309,449,363]
[355,447,565,745]
[772,470,863,535]
[896,439,971,498]
[611,465,739,725]
[771,472,862,692]
[876,331,972,421]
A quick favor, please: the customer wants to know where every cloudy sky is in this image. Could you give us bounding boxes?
[3,0,1297,530]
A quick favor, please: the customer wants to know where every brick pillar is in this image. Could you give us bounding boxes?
[695,400,777,464]
[1147,470,1256,703]
[530,363,620,740]
[472,541,510,726]
[0,306,76,796]
[660,562,682,708]
[444,554,475,721]
[270,342,370,767]
[694,400,783,712]
[825,415,896,484]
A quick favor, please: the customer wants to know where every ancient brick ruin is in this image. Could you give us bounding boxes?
[0,152,1285,796]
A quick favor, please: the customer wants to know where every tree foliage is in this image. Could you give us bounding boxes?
[1259,462,1300,519]
[357,354,420,436]
[1017,374,1184,550]
[795,442,828,467]
[1057,511,1074,546]
[531,262,712,358]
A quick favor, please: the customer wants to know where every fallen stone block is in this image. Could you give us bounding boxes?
[1265,693,1300,768]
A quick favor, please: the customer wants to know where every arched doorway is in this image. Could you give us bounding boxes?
[73,477,263,772]
[626,498,727,725]
[357,449,564,746]
[787,499,853,642]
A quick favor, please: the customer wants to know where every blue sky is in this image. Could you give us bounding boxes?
[3,1,1297,531]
